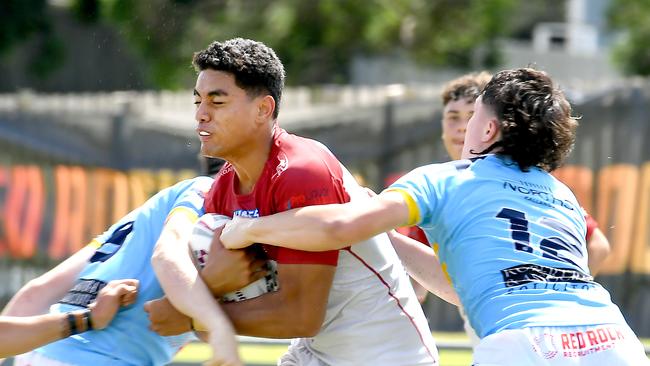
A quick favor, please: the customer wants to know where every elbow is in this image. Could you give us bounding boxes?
[150,245,172,274]
[325,218,358,249]
[4,279,48,316]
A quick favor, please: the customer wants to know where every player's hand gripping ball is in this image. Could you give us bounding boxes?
[190,214,279,302]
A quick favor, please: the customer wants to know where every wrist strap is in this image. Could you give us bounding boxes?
[83,309,94,331]
[66,312,79,336]
[66,309,93,336]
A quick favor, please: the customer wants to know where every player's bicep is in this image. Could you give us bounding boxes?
[374,190,414,227]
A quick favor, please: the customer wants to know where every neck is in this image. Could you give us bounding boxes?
[229,126,275,195]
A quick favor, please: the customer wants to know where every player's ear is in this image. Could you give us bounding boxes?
[256,95,275,122]
[482,118,501,143]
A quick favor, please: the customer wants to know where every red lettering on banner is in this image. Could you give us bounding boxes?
[630,162,650,275]
[4,166,45,258]
[49,166,89,258]
[597,165,638,275]
[553,165,594,213]
[89,169,129,237]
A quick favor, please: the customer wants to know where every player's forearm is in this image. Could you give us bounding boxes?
[2,246,94,317]
[0,313,66,358]
[387,231,460,306]
[234,205,351,251]
[151,235,229,332]
[230,197,405,252]
[221,291,323,338]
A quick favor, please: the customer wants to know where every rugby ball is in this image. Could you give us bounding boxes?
[190,213,279,302]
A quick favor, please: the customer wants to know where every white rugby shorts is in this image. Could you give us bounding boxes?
[472,323,650,365]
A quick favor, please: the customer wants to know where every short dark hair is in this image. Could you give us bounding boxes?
[193,38,285,119]
[441,71,492,106]
[478,68,577,172]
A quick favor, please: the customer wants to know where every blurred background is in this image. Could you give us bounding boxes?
[1,0,650,365]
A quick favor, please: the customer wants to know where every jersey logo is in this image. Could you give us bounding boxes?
[233,208,260,218]
[90,221,134,263]
[272,152,289,179]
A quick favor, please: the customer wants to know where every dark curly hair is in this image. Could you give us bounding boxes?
[441,71,492,106]
[193,38,285,119]
[477,68,577,172]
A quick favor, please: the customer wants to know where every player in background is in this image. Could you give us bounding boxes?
[398,72,613,344]
[145,38,446,366]
[220,68,649,365]
[0,278,137,358]
[437,72,611,275]
[4,158,242,366]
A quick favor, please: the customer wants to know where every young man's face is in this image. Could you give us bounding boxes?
[461,96,498,160]
[441,97,475,160]
[193,69,262,159]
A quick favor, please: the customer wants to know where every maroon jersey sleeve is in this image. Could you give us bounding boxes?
[585,213,598,242]
[268,158,347,266]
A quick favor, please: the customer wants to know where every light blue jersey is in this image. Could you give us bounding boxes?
[37,176,213,366]
[388,155,626,339]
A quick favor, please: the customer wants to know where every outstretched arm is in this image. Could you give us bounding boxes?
[386,231,459,306]
[221,191,410,251]
[2,244,96,317]
[0,279,138,358]
[150,209,242,366]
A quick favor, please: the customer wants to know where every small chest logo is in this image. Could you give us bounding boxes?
[272,152,289,179]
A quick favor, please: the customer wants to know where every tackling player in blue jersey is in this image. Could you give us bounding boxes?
[220,68,649,365]
[3,176,242,366]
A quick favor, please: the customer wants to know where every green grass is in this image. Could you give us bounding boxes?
[172,332,650,366]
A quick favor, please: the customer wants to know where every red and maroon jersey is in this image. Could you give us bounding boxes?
[204,126,348,266]
[204,127,438,364]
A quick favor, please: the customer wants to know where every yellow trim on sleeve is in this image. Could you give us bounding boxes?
[191,318,207,332]
[87,239,102,249]
[166,206,200,224]
[441,262,452,285]
[385,188,421,226]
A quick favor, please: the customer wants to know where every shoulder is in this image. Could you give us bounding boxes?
[273,133,342,183]
[403,159,471,184]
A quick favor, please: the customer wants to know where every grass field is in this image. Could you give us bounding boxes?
[172,332,650,366]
